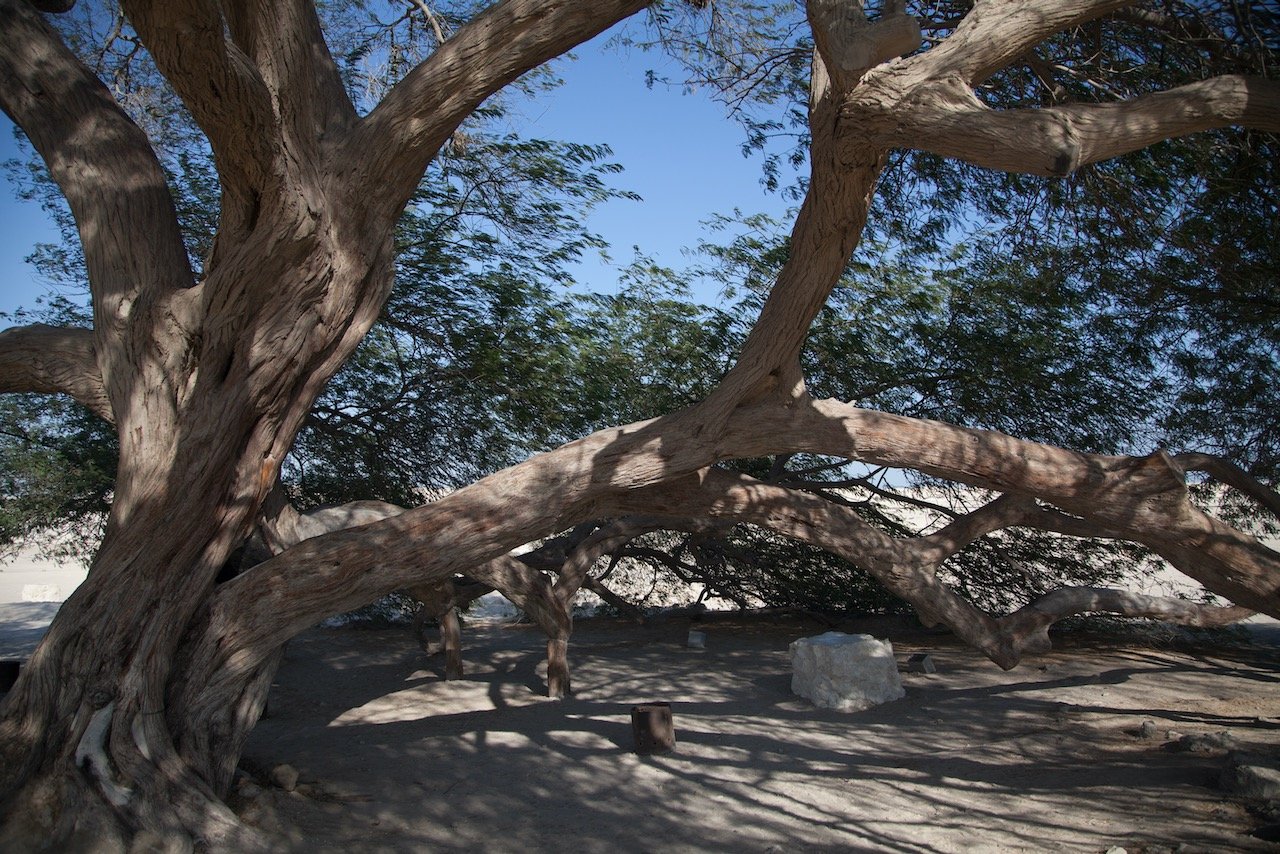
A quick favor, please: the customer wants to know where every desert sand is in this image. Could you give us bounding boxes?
[234,615,1280,853]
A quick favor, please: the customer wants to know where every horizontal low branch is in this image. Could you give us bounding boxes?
[178,395,1280,713]
[0,324,112,421]
[999,587,1255,657]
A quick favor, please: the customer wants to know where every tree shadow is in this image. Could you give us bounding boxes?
[241,621,1280,853]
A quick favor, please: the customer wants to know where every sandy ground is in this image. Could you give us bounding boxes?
[234,615,1280,853]
[3,558,1279,851]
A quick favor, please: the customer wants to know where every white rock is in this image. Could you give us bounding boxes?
[20,584,60,603]
[790,632,905,712]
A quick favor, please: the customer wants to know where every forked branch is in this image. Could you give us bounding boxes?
[1175,453,1280,522]
[120,0,280,204]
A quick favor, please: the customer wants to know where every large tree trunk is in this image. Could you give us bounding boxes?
[0,0,651,846]
[1,448,291,849]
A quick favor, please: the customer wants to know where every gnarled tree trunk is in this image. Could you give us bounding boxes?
[0,0,650,847]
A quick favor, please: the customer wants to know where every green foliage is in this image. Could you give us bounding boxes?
[0,392,115,564]
[288,132,648,504]
[686,523,911,614]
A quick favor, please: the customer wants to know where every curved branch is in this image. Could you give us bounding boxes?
[0,0,193,325]
[554,515,725,606]
[875,74,1280,177]
[467,554,566,640]
[0,324,112,422]
[1000,587,1254,657]
[918,493,1036,559]
[219,0,355,160]
[119,0,279,206]
[714,399,1280,616]
[635,470,1258,662]
[919,0,1132,85]
[346,0,649,221]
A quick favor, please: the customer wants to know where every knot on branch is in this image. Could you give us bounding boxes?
[807,0,921,88]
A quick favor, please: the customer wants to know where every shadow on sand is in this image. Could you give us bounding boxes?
[240,617,1280,853]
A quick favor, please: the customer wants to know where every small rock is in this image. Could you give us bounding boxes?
[1220,752,1280,800]
[906,653,936,674]
[237,781,263,799]
[1104,847,1127,854]
[1168,732,1236,753]
[270,763,299,792]
[1138,720,1158,739]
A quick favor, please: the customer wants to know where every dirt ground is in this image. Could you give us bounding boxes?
[237,615,1280,853]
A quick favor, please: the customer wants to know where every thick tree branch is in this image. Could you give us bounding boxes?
[119,0,279,209]
[705,59,888,416]
[873,74,1280,177]
[0,0,193,330]
[999,588,1254,656]
[714,399,1280,615]
[0,324,112,422]
[806,0,920,92]
[188,394,1280,688]
[219,0,356,160]
[346,0,648,223]
[553,515,724,607]
[919,0,1133,85]
[612,471,1256,664]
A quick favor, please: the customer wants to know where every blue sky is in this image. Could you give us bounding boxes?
[0,23,796,320]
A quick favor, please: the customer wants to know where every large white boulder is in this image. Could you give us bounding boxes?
[790,631,905,711]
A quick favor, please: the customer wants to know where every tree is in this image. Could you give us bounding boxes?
[1,0,1278,849]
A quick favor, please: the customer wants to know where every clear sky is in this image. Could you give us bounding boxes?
[0,22,796,320]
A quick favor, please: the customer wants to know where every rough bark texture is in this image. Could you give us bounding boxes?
[1,0,1277,849]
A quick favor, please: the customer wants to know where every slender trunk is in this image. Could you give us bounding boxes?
[440,609,464,680]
